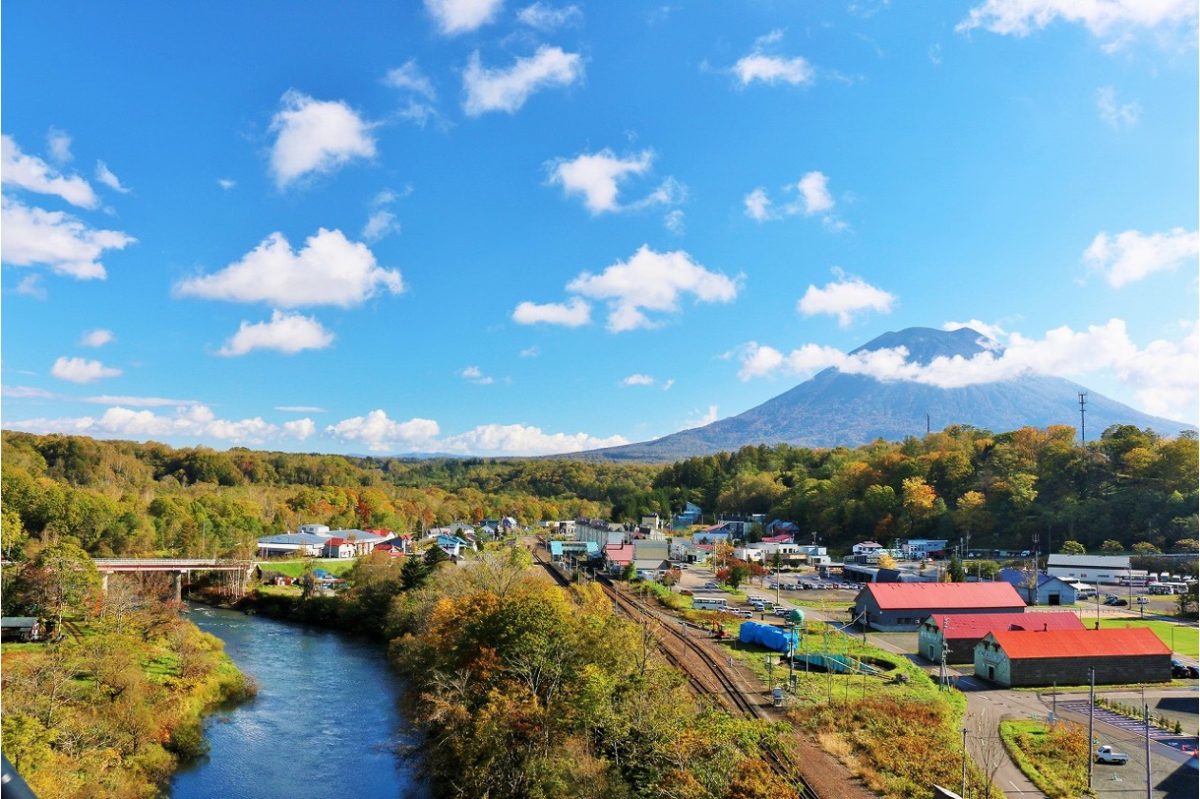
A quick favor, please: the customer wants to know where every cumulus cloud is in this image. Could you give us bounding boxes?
[622,373,655,386]
[663,209,685,235]
[46,128,73,164]
[733,53,814,86]
[362,210,400,243]
[95,161,131,193]
[517,2,583,30]
[512,298,591,327]
[682,404,719,428]
[269,90,376,189]
[283,418,316,440]
[1,134,97,208]
[14,275,47,299]
[735,319,1200,423]
[743,187,773,222]
[425,0,503,34]
[743,171,841,227]
[8,404,285,446]
[217,310,335,356]
[956,0,1197,46]
[662,378,675,391]
[326,409,441,452]
[519,346,540,358]
[217,178,236,190]
[175,228,403,308]
[384,60,437,100]
[1,197,135,279]
[463,46,584,116]
[82,395,199,407]
[460,365,495,384]
[1084,228,1198,287]
[547,149,683,215]
[1096,86,1141,128]
[275,405,327,413]
[797,171,834,215]
[797,273,895,326]
[441,423,627,456]
[942,319,1008,343]
[50,356,122,384]
[565,245,740,332]
[80,329,115,347]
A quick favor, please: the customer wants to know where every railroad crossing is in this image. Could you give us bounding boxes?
[92,559,255,600]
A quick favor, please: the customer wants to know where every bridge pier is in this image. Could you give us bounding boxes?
[101,572,109,594]
[173,571,183,602]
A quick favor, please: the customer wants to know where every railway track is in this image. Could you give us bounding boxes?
[532,550,818,799]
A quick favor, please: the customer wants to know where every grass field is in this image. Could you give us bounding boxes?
[1098,618,1199,657]
[257,559,357,578]
[999,720,1088,799]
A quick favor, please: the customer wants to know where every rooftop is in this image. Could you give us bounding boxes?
[863,582,1025,610]
[924,612,1084,639]
[987,627,1170,659]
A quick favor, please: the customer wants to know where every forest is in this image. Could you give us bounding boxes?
[1,423,1196,563]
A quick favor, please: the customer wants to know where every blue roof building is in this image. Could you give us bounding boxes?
[997,568,1078,607]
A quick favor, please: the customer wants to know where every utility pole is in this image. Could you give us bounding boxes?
[940,617,950,690]
[926,413,931,435]
[1143,699,1152,799]
[960,726,968,799]
[1078,392,1087,444]
[1087,667,1095,792]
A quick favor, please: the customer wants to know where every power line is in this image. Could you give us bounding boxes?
[1078,392,1088,444]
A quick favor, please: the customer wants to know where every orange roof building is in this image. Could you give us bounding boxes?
[918,611,1085,664]
[975,627,1172,687]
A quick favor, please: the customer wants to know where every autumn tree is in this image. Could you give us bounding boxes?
[1100,539,1124,553]
[28,542,100,630]
[1060,540,1086,555]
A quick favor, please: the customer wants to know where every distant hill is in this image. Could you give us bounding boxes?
[582,326,1194,462]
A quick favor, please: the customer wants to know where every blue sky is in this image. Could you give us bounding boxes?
[2,1,1197,456]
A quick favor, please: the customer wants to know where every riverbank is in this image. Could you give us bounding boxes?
[0,606,255,799]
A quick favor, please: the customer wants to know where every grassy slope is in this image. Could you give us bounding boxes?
[257,559,357,578]
[999,720,1088,799]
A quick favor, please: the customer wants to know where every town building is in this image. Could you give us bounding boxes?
[765,520,800,537]
[900,539,949,559]
[853,582,1026,631]
[1046,554,1147,586]
[669,540,711,564]
[256,532,328,558]
[640,513,662,530]
[852,541,885,558]
[974,628,1172,687]
[918,612,1084,664]
[797,544,830,566]
[604,543,635,574]
[997,568,1079,606]
[673,502,703,528]
[693,527,732,545]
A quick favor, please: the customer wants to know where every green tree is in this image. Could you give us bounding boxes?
[728,563,751,589]
[400,555,431,590]
[948,553,965,582]
[29,542,100,630]
[1060,540,1086,555]
[1100,539,1124,554]
[1171,539,1199,553]
[424,544,450,568]
[1131,541,1161,555]
[299,560,317,601]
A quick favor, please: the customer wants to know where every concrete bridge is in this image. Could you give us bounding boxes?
[93,558,254,600]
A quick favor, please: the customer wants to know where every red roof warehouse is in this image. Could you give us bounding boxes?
[976,628,1171,687]
[853,582,1026,631]
[918,611,1084,663]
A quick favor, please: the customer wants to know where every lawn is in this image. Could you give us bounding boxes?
[999,720,1088,799]
[257,558,357,578]
[1097,618,1199,657]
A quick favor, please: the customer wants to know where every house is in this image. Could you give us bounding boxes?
[323,538,357,558]
[797,544,830,566]
[634,539,670,564]
[733,546,764,563]
[761,533,794,545]
[901,539,949,559]
[673,502,703,527]
[375,533,413,554]
[640,514,662,530]
[693,527,732,545]
[604,543,635,573]
[743,541,806,568]
[606,531,628,546]
[997,569,1079,606]
[765,520,800,537]
[852,541,885,557]
[257,532,328,558]
[670,540,711,564]
[853,582,1026,631]
[373,542,407,557]
[298,523,331,536]
[437,535,474,559]
[974,628,1172,687]
[0,617,41,642]
[918,612,1084,664]
[1046,555,1147,586]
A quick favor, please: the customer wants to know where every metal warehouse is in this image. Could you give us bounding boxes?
[853,582,1026,631]
[918,612,1084,664]
[974,627,1171,687]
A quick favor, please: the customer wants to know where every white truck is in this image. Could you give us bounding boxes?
[1094,745,1129,765]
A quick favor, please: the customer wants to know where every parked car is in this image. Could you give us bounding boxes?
[1094,745,1129,765]
[704,582,719,589]
[1172,660,1191,678]
[1188,665,1200,680]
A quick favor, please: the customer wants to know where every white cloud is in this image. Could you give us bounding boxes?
[95,161,131,193]
[50,356,122,384]
[1096,86,1141,128]
[442,423,627,455]
[276,405,327,413]
[14,274,47,299]
[326,409,441,452]
[662,378,675,391]
[8,404,282,446]
[512,298,591,327]
[683,404,719,428]
[463,46,584,116]
[956,0,1197,43]
[269,90,376,189]
[663,209,685,235]
[217,178,236,190]
[175,228,403,308]
[519,345,540,358]
[1,385,56,399]
[460,365,495,384]
[83,395,199,407]
[797,273,895,327]
[733,54,814,86]
[1,197,135,279]
[362,210,401,242]
[517,2,582,29]
[942,319,1008,343]
[80,328,115,347]
[548,149,653,213]
[743,187,773,221]
[1,134,98,208]
[425,0,504,34]
[217,310,335,356]
[735,319,1200,423]
[566,245,740,332]
[46,128,73,164]
[797,171,834,215]
[283,418,316,440]
[384,60,437,100]
[622,373,655,386]
[1084,228,1198,287]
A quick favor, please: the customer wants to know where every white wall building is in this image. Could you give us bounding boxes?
[1046,554,1146,585]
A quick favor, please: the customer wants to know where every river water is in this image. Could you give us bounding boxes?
[171,604,427,799]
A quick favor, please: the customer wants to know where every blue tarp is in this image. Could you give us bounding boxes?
[738,621,799,653]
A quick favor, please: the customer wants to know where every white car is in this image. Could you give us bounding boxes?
[1095,746,1129,765]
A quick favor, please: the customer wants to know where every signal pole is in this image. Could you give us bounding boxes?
[1087,667,1095,792]
[1078,392,1088,444]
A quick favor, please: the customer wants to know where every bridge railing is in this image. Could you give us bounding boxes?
[92,558,250,568]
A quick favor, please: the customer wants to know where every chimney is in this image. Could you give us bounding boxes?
[1043,622,1047,632]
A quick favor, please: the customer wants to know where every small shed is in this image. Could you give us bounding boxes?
[0,617,41,642]
[975,627,1171,687]
[919,612,1084,664]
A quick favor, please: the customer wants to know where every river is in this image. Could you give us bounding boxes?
[171,604,427,799]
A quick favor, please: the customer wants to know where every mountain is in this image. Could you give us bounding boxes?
[582,326,1194,462]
